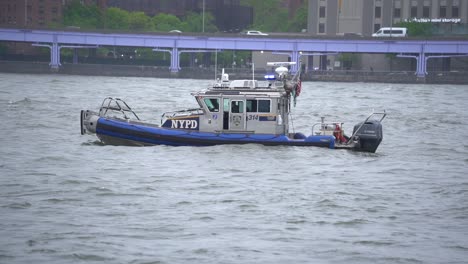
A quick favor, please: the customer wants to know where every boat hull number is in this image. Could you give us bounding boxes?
[247,114,259,121]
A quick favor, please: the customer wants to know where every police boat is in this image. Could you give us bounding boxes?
[80,62,386,152]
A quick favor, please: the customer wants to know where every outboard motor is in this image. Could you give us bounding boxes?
[353,120,383,153]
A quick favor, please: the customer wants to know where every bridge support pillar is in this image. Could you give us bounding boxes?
[50,42,61,70]
[33,42,61,70]
[290,51,300,73]
[397,53,427,80]
[73,48,78,64]
[416,53,427,79]
[170,47,180,73]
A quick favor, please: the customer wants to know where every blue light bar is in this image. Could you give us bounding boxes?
[264,74,276,80]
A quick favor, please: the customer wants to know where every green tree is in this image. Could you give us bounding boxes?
[104,7,130,30]
[182,12,218,33]
[128,12,153,31]
[397,21,433,37]
[286,2,308,32]
[240,0,288,32]
[0,43,7,56]
[152,13,183,32]
[337,53,359,70]
[63,0,102,29]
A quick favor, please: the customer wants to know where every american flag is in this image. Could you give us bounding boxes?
[296,79,302,97]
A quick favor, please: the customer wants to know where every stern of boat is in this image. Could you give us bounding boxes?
[350,118,384,153]
[312,111,386,153]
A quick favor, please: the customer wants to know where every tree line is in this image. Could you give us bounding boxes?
[59,1,217,33]
[58,0,307,33]
[51,0,307,68]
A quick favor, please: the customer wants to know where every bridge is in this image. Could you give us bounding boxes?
[1,28,468,78]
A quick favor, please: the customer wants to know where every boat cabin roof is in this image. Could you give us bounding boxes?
[192,79,287,99]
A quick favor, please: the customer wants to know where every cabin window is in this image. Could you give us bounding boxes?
[223,98,230,111]
[204,98,219,112]
[231,101,244,113]
[246,99,270,112]
[246,99,257,112]
[258,100,271,113]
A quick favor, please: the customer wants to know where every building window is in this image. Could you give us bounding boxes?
[423,6,430,18]
[452,6,459,18]
[318,23,325,33]
[411,6,417,17]
[375,6,381,18]
[439,6,446,17]
[394,8,401,18]
[374,23,381,33]
[319,6,326,18]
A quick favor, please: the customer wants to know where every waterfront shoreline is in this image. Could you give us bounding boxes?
[1,60,467,84]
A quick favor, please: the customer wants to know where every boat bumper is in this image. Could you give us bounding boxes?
[80,110,99,135]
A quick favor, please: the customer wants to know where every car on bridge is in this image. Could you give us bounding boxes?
[242,30,268,36]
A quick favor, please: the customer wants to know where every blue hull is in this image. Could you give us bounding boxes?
[96,118,335,148]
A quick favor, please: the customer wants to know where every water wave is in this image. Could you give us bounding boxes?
[1,73,467,264]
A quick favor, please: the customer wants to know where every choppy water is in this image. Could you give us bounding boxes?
[0,72,467,264]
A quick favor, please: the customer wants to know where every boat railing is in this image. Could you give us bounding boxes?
[161,108,204,124]
[311,121,344,136]
[161,108,203,118]
[98,97,140,121]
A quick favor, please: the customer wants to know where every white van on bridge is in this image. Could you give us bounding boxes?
[372,27,408,37]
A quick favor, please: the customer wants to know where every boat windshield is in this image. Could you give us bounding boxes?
[204,98,219,112]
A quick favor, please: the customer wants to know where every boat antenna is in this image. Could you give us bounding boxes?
[289,110,296,134]
[252,62,255,83]
[214,49,218,81]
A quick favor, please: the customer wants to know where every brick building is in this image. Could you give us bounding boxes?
[308,0,467,36]
[0,0,107,28]
[306,0,468,72]
[0,0,107,55]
